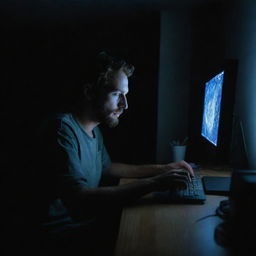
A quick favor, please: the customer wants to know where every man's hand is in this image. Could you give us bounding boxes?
[162,160,194,181]
[150,170,190,191]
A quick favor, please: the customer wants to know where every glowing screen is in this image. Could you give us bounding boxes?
[201,71,224,146]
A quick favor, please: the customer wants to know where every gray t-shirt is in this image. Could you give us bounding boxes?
[36,113,111,231]
[55,113,111,188]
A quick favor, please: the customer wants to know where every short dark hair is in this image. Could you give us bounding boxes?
[85,51,134,93]
[96,51,134,78]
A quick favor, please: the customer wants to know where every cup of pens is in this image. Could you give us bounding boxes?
[170,137,188,162]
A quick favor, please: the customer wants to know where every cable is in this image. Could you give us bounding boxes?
[195,214,218,222]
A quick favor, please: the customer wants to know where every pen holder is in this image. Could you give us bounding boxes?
[171,145,187,162]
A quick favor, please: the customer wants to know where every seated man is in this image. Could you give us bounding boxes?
[21,52,194,256]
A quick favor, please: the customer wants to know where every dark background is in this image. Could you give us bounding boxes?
[1,0,255,178]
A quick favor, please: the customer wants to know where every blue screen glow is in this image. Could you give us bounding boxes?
[201,71,224,146]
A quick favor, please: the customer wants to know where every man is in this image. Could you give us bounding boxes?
[25,52,194,255]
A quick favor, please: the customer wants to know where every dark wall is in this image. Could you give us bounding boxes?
[225,0,256,169]
[156,9,192,163]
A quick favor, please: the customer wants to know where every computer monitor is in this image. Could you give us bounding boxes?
[201,71,224,147]
[199,61,239,195]
[199,60,238,166]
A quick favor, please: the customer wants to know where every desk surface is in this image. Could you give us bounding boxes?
[114,168,231,256]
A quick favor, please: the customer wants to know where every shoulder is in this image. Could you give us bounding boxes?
[55,113,79,138]
[38,113,76,138]
[54,112,72,126]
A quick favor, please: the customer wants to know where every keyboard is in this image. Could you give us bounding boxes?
[154,173,206,204]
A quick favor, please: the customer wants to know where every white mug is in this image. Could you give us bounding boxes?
[171,145,187,162]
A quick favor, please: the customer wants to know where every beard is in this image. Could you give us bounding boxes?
[94,105,122,128]
[103,114,120,128]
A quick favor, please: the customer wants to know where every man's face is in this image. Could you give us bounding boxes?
[95,70,129,128]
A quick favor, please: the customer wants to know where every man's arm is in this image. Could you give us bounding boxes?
[67,169,189,220]
[105,160,194,179]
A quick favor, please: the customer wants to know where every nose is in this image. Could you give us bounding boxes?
[119,94,128,110]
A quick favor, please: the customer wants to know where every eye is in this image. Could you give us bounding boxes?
[111,92,120,97]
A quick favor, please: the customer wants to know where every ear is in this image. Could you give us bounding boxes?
[83,83,94,101]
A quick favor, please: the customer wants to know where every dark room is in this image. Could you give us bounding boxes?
[1,0,256,255]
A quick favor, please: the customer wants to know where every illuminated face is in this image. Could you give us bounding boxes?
[95,70,129,128]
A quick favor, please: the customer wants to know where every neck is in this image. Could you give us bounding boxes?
[73,109,99,137]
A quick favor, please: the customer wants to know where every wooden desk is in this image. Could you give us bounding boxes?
[114,168,231,256]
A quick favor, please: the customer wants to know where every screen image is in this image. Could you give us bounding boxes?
[201,71,224,146]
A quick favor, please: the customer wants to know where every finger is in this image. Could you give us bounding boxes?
[171,172,190,183]
[182,161,195,177]
[172,170,191,182]
[176,167,195,181]
[177,161,194,175]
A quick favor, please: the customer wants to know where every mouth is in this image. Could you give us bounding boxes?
[112,111,123,118]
